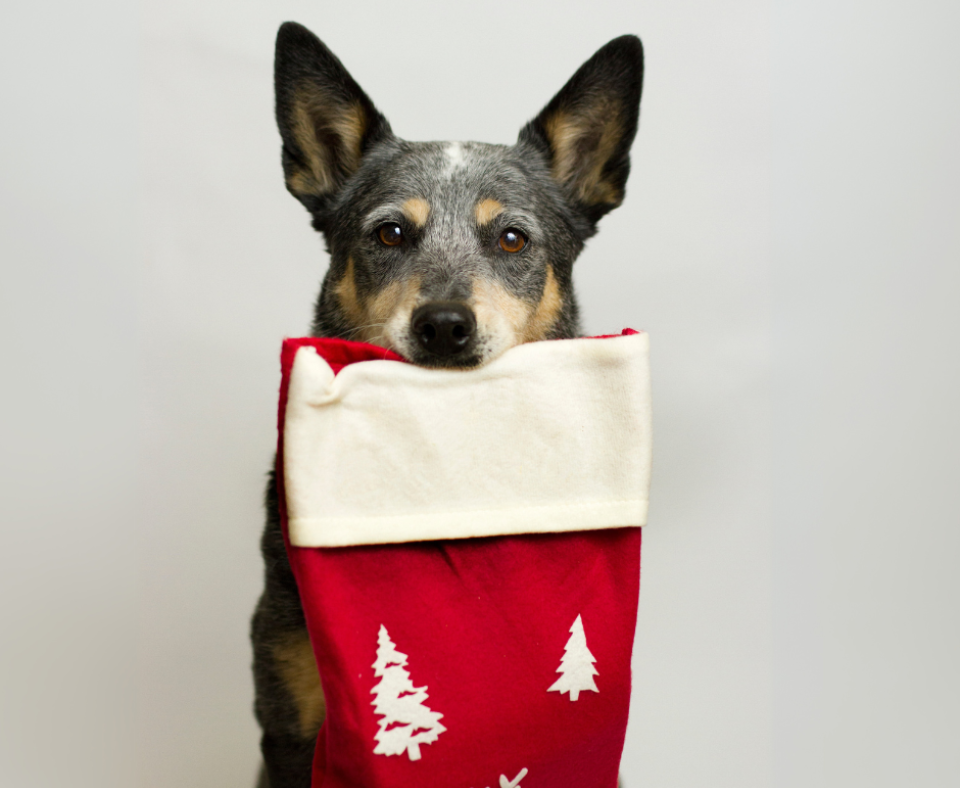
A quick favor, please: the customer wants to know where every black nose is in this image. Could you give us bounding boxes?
[411,302,477,358]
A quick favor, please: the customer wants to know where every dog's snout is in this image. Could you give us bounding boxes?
[411,302,476,359]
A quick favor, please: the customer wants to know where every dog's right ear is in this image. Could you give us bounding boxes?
[274,22,392,221]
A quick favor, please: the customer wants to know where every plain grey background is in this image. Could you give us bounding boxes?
[1,1,957,786]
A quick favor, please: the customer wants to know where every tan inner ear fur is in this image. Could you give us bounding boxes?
[543,102,624,206]
[286,86,367,199]
[272,631,326,739]
[334,257,421,346]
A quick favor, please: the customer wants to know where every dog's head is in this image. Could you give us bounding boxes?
[274,22,643,368]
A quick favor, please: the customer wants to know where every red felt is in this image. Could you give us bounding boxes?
[275,332,642,788]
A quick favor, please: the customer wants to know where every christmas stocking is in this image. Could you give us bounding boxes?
[277,329,652,788]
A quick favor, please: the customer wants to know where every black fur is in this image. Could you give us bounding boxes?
[253,22,643,787]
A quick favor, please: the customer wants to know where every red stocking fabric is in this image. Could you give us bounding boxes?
[276,333,644,788]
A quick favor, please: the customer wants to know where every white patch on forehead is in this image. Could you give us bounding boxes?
[443,141,466,177]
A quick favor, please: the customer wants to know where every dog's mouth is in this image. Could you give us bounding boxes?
[406,349,485,369]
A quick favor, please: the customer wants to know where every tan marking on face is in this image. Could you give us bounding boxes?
[368,275,422,352]
[543,103,624,206]
[523,265,563,342]
[368,276,421,325]
[470,265,563,354]
[334,257,365,327]
[272,631,325,739]
[286,88,367,198]
[335,257,421,349]
[474,198,504,226]
[471,279,531,341]
[400,197,431,228]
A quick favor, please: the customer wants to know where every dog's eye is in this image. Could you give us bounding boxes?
[498,229,527,253]
[377,223,403,247]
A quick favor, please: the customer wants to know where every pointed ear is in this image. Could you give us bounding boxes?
[520,36,644,224]
[274,22,392,217]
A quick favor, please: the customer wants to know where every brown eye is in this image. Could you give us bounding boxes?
[498,228,527,253]
[377,223,403,247]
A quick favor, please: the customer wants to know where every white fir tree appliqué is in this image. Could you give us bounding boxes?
[370,625,446,761]
[547,614,599,701]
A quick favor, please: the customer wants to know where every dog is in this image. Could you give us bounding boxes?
[251,21,644,787]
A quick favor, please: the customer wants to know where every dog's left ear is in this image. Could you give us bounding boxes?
[520,36,644,225]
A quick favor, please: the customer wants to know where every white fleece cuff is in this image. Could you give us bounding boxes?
[283,332,652,547]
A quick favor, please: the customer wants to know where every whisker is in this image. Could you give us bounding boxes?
[341,322,388,339]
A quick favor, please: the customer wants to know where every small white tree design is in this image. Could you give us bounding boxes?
[547,614,599,701]
[370,624,446,761]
